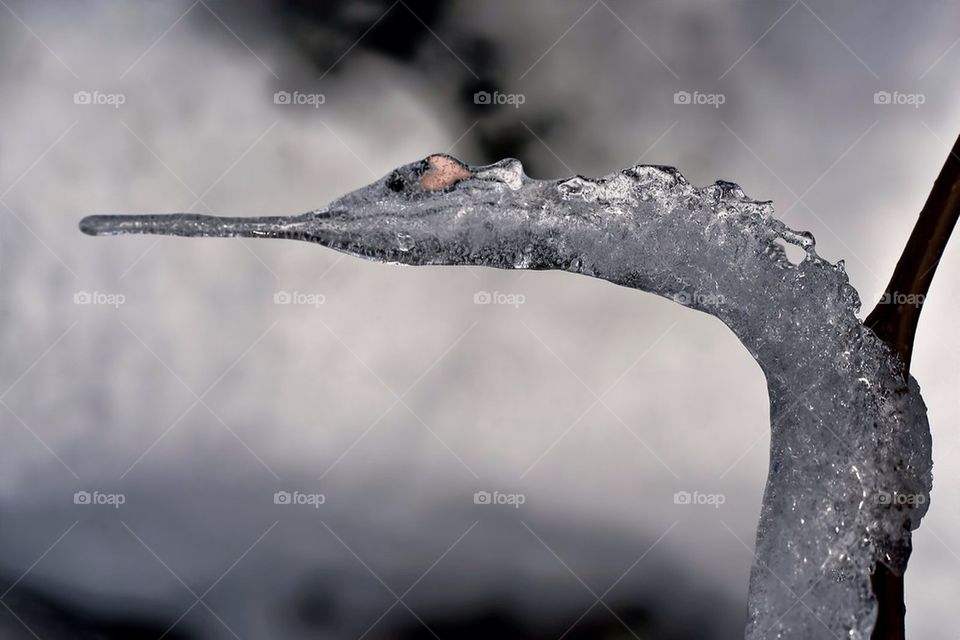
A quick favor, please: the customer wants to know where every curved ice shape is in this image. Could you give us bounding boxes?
[81,154,933,638]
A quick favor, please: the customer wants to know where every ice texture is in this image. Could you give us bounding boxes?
[80,154,933,638]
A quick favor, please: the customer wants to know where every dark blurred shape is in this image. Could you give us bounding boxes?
[197,0,559,174]
[472,117,566,179]
[282,564,740,639]
[0,572,196,640]
[387,604,664,640]
[277,0,449,65]
[287,569,339,629]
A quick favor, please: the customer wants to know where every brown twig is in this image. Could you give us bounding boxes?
[866,132,960,639]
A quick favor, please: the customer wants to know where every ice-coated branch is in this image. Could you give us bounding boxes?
[81,153,933,639]
[866,133,960,639]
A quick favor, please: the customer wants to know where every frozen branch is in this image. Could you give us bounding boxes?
[81,153,934,639]
[866,134,960,639]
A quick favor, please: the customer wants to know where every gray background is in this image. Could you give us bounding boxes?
[1,1,958,637]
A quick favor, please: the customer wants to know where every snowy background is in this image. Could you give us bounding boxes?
[1,1,959,637]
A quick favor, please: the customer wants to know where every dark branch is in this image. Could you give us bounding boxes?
[866,134,960,370]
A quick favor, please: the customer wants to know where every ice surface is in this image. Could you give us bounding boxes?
[81,154,933,638]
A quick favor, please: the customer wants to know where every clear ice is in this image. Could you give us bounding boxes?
[81,154,933,638]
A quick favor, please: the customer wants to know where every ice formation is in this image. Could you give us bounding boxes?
[81,154,933,638]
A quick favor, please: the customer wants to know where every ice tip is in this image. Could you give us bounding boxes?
[79,213,167,237]
[79,215,108,236]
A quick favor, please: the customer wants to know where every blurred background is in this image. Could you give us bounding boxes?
[1,1,959,637]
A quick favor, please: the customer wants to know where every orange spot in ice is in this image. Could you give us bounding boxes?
[420,155,471,191]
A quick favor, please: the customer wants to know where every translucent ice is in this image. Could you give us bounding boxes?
[81,154,933,638]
